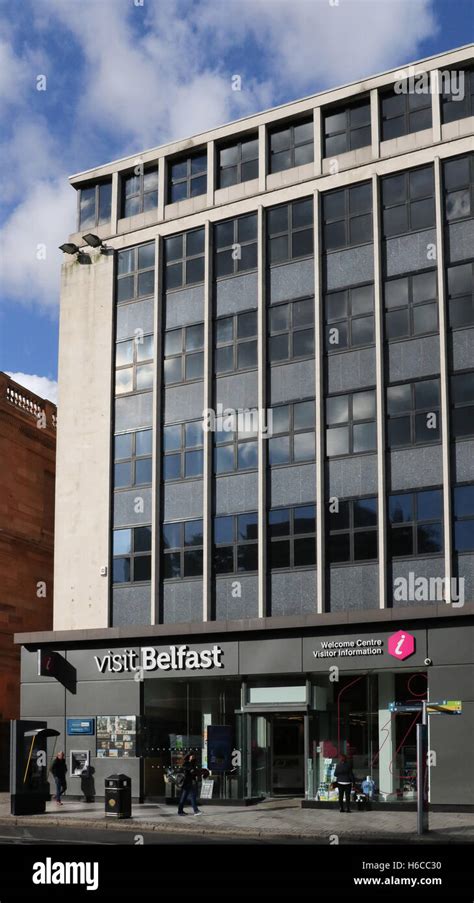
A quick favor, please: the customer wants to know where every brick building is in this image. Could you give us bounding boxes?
[0,373,56,786]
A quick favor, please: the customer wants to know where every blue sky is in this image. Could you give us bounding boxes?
[0,0,473,403]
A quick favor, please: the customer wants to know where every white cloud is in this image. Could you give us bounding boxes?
[0,178,76,309]
[6,371,58,404]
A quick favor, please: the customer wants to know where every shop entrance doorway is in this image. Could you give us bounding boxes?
[250,713,305,797]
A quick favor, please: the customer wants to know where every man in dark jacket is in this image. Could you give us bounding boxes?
[334,754,355,813]
[51,752,67,805]
[177,753,202,816]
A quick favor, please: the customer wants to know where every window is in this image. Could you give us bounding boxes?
[162,519,204,579]
[116,242,155,304]
[164,323,204,385]
[121,165,158,217]
[268,117,313,173]
[325,283,374,351]
[328,496,378,563]
[443,154,474,223]
[163,421,203,481]
[168,150,207,203]
[268,504,316,569]
[113,526,152,583]
[214,512,258,574]
[268,298,314,363]
[326,389,377,457]
[380,82,432,141]
[453,484,474,552]
[381,166,435,238]
[386,378,440,447]
[115,334,154,395]
[384,269,438,340]
[388,489,443,557]
[322,183,372,251]
[267,198,313,264]
[214,419,258,474]
[214,214,257,278]
[78,180,112,229]
[215,310,257,374]
[164,228,205,290]
[323,99,371,157]
[217,135,258,188]
[447,262,474,329]
[268,400,315,465]
[114,429,153,488]
[441,68,474,124]
[451,371,474,438]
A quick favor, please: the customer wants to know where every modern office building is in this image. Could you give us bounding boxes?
[15,45,474,806]
[0,373,56,787]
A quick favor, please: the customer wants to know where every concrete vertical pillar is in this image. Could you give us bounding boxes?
[313,190,325,614]
[434,156,453,602]
[257,204,267,618]
[151,236,163,623]
[372,174,387,609]
[377,672,396,798]
[203,220,213,622]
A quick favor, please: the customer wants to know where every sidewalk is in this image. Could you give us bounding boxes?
[1,795,473,843]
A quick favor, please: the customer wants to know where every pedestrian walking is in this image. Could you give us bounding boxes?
[177,752,202,816]
[334,754,356,813]
[50,751,67,805]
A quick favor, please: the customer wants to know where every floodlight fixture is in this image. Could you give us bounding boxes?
[59,242,80,255]
[82,233,103,248]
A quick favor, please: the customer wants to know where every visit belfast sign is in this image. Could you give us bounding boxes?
[95,644,224,674]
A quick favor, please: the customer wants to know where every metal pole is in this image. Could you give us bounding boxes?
[416,703,429,836]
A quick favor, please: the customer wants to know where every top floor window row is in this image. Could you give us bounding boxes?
[75,65,474,230]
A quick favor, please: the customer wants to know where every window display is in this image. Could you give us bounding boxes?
[96,716,137,758]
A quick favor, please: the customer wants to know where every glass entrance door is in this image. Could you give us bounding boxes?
[271,714,304,795]
[247,713,305,797]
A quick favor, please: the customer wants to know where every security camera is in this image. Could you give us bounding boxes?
[424,657,432,666]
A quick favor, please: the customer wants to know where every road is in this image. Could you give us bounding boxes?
[0,823,316,845]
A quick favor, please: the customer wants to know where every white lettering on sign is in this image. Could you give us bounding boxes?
[94,645,224,674]
[312,638,383,659]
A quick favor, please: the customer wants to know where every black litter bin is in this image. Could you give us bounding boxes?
[105,773,132,819]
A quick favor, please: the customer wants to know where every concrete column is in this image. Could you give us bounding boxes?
[257,204,267,618]
[313,107,322,177]
[158,157,166,221]
[370,88,380,159]
[434,156,453,601]
[110,171,119,234]
[258,124,267,193]
[313,190,325,614]
[372,174,387,609]
[431,70,442,144]
[377,672,396,798]
[206,140,215,208]
[203,220,213,621]
[152,236,163,623]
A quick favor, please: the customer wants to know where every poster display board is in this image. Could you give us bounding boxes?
[200,778,214,799]
[96,716,137,758]
[70,750,90,776]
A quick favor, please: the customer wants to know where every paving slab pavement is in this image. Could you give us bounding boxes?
[0,795,472,843]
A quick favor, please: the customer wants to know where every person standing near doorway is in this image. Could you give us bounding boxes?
[50,751,67,806]
[334,754,355,813]
[177,753,202,816]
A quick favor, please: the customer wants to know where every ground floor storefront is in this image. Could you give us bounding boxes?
[16,614,474,807]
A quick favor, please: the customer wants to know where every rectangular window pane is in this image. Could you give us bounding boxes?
[353,421,376,452]
[326,426,349,456]
[268,508,290,537]
[354,531,378,561]
[294,537,316,567]
[270,540,290,569]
